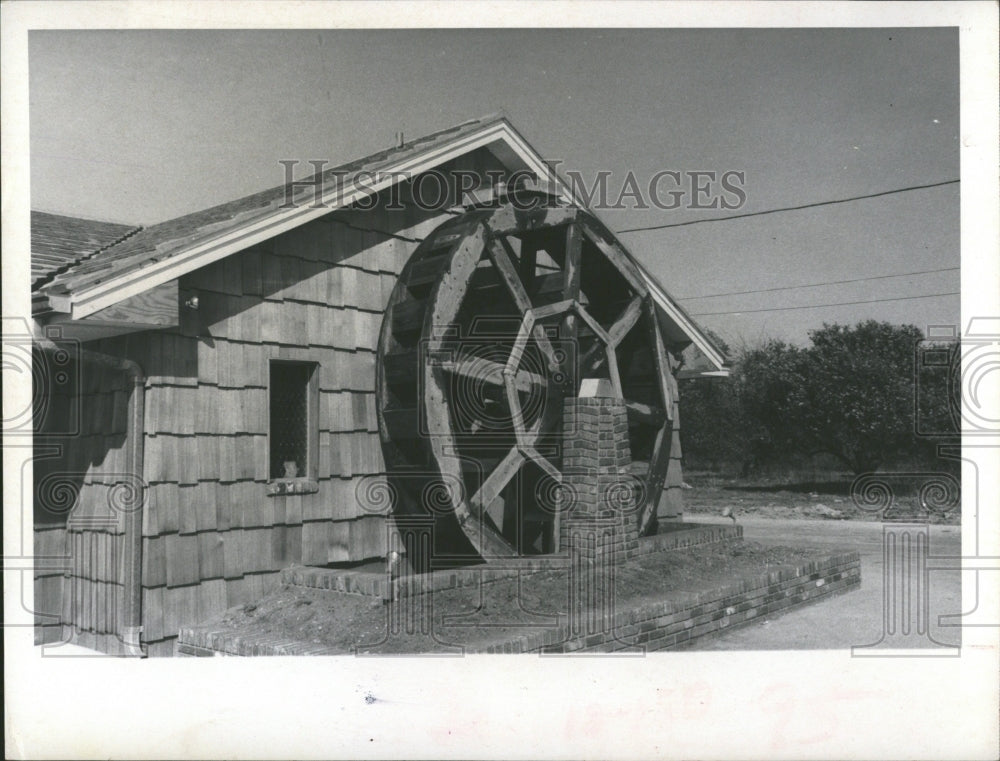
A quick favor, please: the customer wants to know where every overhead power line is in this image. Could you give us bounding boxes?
[690,290,960,316]
[679,266,960,300]
[616,178,960,235]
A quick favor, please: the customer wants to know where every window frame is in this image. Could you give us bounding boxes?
[265,359,319,495]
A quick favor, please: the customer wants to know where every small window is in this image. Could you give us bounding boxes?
[268,360,318,484]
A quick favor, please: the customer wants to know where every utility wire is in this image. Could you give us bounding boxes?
[678,266,960,300]
[616,178,960,235]
[690,290,960,316]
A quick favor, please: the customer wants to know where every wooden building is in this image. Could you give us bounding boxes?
[30,115,728,656]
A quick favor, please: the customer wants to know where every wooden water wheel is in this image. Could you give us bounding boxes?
[376,191,674,562]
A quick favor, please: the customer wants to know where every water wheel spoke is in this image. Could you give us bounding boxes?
[639,423,671,536]
[488,236,535,314]
[519,445,562,483]
[608,296,643,347]
[469,447,525,518]
[573,303,612,345]
[489,236,560,370]
[580,220,648,297]
[504,374,528,444]
[440,356,545,392]
[605,344,623,398]
[531,299,574,321]
[562,222,582,302]
[644,296,674,413]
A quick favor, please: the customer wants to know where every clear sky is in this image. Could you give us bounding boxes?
[29,27,960,346]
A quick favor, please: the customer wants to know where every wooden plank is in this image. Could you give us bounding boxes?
[287,524,303,565]
[562,222,582,301]
[178,484,199,535]
[141,586,165,643]
[469,448,524,518]
[285,494,303,525]
[639,424,670,536]
[141,536,167,588]
[241,248,263,296]
[301,521,330,566]
[223,528,244,580]
[325,265,344,308]
[177,436,200,487]
[327,520,351,564]
[196,337,218,385]
[155,482,180,534]
[608,296,643,347]
[68,279,178,329]
[198,532,224,580]
[215,481,232,531]
[278,256,301,300]
[580,219,647,297]
[488,236,534,314]
[195,481,217,533]
[260,299,282,343]
[165,533,200,587]
[225,575,251,608]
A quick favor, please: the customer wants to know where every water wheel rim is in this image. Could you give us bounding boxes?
[377,195,674,560]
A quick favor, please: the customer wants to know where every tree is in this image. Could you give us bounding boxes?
[679,320,944,476]
[791,321,925,474]
[679,331,806,475]
[733,339,808,474]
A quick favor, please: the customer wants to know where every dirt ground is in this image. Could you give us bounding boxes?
[680,472,960,525]
[209,539,837,653]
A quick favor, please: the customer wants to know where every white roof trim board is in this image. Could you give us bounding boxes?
[41,117,728,374]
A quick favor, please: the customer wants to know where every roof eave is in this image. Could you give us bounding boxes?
[44,118,579,320]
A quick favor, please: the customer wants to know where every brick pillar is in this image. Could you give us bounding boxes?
[559,386,640,564]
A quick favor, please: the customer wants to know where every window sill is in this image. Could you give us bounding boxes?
[266,479,319,496]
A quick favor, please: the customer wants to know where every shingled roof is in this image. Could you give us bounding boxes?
[31,114,728,373]
[31,211,141,290]
[37,115,506,299]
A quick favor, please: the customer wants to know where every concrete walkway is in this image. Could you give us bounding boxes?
[685,516,962,651]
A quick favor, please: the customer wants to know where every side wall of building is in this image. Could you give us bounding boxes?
[32,150,510,655]
[33,354,136,654]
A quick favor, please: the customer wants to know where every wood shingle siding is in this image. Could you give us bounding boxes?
[103,189,474,653]
[33,357,136,653]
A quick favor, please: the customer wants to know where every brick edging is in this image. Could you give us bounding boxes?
[177,548,860,656]
[277,522,743,599]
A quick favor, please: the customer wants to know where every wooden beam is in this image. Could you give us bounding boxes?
[562,223,582,303]
[77,279,178,326]
[42,280,179,339]
[560,223,582,377]
[608,296,643,347]
[580,220,648,297]
[489,236,535,315]
[440,356,544,392]
[488,236,560,371]
[639,424,670,536]
[625,401,667,426]
[487,204,578,237]
[469,447,524,518]
[519,237,538,296]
